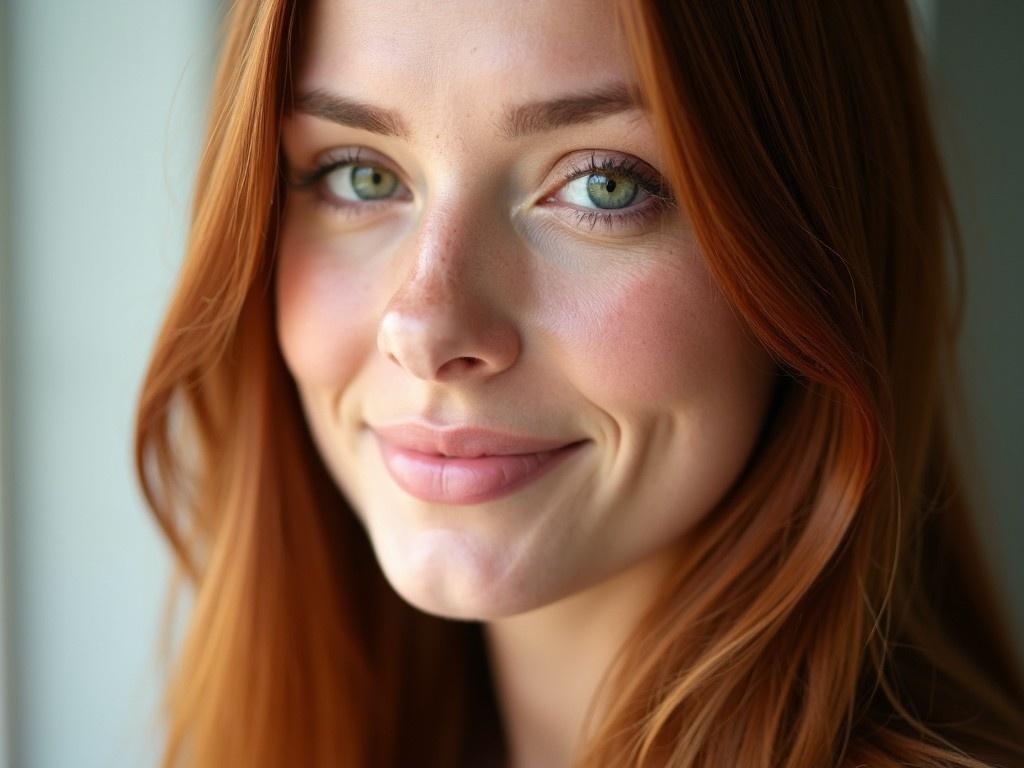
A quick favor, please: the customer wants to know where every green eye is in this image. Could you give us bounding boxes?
[348,165,399,200]
[584,172,638,209]
[323,163,401,202]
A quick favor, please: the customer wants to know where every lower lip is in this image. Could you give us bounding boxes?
[374,437,587,505]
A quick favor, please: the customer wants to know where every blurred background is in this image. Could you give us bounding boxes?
[0,1,1020,766]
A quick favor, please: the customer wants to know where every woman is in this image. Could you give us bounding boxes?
[133,0,1024,766]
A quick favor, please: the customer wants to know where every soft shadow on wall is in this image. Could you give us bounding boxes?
[930,0,1024,650]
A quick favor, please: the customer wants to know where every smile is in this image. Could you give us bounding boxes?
[374,437,588,505]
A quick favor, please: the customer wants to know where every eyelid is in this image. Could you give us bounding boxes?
[287,145,412,193]
[289,146,674,234]
[525,151,675,235]
[546,150,670,202]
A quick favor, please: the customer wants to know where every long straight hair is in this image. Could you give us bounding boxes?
[134,1,1024,765]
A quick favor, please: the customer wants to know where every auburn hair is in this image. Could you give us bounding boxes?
[133,0,1024,765]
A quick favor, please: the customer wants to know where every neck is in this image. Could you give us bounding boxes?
[483,546,679,768]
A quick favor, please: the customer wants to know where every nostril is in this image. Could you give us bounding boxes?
[438,356,482,378]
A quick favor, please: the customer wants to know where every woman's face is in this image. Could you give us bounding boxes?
[276,0,778,619]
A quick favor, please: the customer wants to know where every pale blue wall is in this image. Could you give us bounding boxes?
[2,2,214,766]
[1,0,11,763]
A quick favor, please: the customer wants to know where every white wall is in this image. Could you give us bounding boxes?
[3,2,214,766]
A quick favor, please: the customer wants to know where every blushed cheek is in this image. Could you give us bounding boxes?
[549,263,724,409]
[274,237,378,390]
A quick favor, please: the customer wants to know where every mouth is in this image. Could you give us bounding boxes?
[373,436,589,505]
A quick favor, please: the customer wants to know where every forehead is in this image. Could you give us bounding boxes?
[294,0,635,125]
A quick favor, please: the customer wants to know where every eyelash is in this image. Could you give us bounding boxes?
[287,148,675,234]
[552,152,674,233]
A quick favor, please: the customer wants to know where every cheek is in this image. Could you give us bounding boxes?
[600,273,700,403]
[274,232,378,389]
[546,260,731,408]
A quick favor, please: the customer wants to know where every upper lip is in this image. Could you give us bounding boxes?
[369,419,580,458]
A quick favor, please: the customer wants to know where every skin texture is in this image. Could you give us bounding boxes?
[275,1,780,764]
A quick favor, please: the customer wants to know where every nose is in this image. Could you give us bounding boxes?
[376,205,521,384]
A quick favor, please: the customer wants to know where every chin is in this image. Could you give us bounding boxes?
[372,527,548,621]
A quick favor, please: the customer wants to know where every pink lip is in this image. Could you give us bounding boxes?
[368,421,588,505]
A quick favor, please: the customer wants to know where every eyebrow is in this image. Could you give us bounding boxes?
[291,81,646,140]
